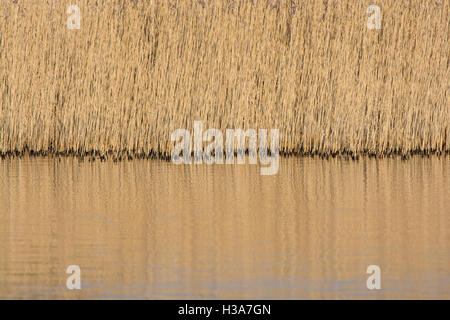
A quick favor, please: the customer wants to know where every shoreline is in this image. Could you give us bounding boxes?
[1,149,449,162]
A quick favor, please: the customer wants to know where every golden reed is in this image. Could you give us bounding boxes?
[0,0,448,160]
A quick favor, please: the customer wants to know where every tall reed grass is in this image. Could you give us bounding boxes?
[0,0,449,159]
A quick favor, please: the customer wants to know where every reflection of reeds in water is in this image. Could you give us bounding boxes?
[1,157,449,298]
[0,0,448,160]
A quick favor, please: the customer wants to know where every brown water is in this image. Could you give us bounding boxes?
[0,157,449,299]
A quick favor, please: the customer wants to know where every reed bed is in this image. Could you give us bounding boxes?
[0,0,449,160]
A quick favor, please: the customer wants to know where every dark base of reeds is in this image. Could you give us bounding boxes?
[0,148,449,162]
[0,149,167,162]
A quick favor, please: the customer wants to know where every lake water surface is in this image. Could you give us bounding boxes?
[0,157,449,299]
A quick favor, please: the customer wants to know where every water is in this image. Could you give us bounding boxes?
[0,156,449,299]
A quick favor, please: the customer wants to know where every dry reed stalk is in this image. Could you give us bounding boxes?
[0,0,448,160]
